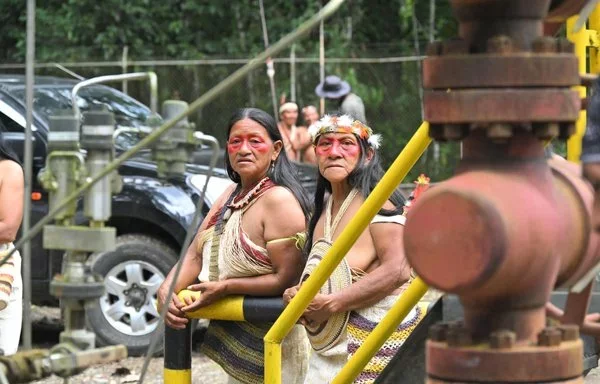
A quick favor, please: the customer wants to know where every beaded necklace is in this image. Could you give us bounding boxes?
[223,176,272,220]
[229,176,271,209]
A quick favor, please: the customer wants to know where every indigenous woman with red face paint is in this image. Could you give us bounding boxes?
[283,115,425,383]
[157,108,312,384]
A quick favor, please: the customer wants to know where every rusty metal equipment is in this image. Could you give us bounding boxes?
[0,344,126,383]
[404,1,600,382]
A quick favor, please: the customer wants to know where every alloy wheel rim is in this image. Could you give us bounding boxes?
[99,260,164,337]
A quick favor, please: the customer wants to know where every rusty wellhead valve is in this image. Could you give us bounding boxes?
[423,0,580,143]
[404,1,599,383]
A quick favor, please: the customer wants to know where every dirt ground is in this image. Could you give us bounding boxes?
[23,306,600,383]
[31,353,228,384]
[27,306,228,384]
[588,369,600,383]
[29,361,600,383]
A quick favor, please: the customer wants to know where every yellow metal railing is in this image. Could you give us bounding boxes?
[332,277,429,384]
[264,122,432,384]
[567,6,600,162]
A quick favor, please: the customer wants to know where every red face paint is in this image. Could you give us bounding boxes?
[315,135,360,158]
[227,135,271,154]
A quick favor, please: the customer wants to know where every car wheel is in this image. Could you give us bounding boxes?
[86,234,177,356]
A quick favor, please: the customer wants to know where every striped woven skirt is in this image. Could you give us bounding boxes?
[304,295,426,384]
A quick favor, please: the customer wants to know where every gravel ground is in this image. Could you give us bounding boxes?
[27,306,228,384]
[31,353,227,384]
[22,306,600,383]
[588,369,600,383]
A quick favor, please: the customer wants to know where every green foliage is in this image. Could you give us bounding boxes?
[0,0,460,180]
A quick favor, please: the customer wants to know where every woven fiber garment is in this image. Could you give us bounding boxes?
[200,181,309,384]
[0,243,16,311]
[301,189,359,353]
[301,239,353,352]
[347,296,428,384]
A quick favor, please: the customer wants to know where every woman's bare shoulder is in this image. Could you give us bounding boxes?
[262,185,298,205]
[260,186,305,220]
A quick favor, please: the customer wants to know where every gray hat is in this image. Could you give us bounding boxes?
[315,75,351,99]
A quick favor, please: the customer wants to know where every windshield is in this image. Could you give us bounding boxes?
[11,84,152,150]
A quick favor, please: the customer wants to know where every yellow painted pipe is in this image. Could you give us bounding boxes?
[177,290,245,321]
[164,368,192,384]
[264,122,432,384]
[567,15,589,163]
[265,341,282,383]
[332,277,429,384]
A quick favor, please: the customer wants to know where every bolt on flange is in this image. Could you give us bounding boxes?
[532,37,557,53]
[487,35,513,54]
[446,321,473,347]
[558,324,580,341]
[487,123,514,141]
[538,327,562,346]
[557,38,575,54]
[489,329,516,349]
[532,123,560,140]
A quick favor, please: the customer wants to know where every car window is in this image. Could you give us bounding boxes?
[0,113,23,133]
[10,85,151,151]
[0,99,29,132]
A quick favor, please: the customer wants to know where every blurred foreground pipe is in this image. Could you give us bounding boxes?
[405,132,600,342]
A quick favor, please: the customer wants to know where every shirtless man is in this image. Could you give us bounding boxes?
[278,102,315,164]
[301,105,320,127]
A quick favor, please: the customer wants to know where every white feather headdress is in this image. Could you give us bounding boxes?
[308,114,381,149]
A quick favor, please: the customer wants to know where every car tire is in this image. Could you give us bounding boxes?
[86,234,178,356]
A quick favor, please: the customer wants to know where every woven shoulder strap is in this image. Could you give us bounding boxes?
[324,189,359,241]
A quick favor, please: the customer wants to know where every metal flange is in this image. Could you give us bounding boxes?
[427,337,583,382]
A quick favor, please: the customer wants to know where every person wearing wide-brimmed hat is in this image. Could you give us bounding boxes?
[315,75,367,123]
[283,115,426,383]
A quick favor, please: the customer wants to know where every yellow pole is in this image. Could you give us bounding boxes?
[264,122,432,384]
[567,15,588,163]
[591,7,600,74]
[177,291,245,321]
[332,277,429,384]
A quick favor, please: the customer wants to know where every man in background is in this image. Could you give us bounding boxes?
[301,105,320,127]
[278,102,315,164]
[315,75,366,123]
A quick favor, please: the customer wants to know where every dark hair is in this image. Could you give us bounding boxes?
[305,131,405,255]
[224,107,312,221]
[0,128,21,166]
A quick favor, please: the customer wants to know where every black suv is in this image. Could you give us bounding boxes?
[0,75,233,355]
